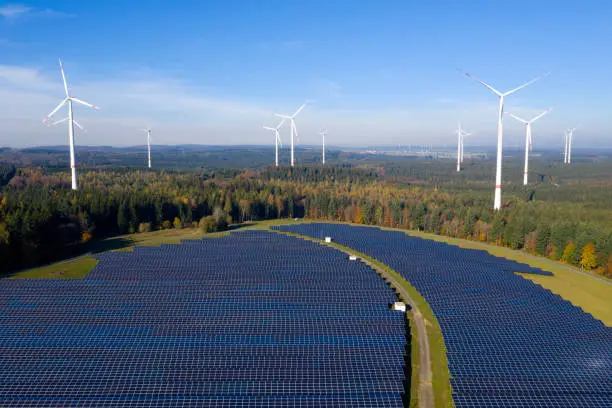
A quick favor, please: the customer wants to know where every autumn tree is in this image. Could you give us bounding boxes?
[355,205,363,224]
[561,242,576,265]
[173,217,183,229]
[579,242,597,270]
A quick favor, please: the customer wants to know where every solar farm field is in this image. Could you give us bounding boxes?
[274,223,612,408]
[0,231,409,407]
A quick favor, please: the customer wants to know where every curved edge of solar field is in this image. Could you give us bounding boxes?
[272,223,612,408]
[269,226,447,408]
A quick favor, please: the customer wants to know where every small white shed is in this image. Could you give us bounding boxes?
[349,255,358,261]
[392,302,407,312]
[324,237,332,243]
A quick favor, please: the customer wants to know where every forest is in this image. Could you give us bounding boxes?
[1,153,611,277]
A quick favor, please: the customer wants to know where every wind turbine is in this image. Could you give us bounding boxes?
[455,122,470,172]
[320,129,328,164]
[507,108,552,185]
[141,128,152,168]
[275,101,307,167]
[43,58,100,190]
[461,70,548,209]
[263,119,285,167]
[565,127,577,164]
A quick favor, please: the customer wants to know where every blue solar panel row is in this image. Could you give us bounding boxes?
[0,230,409,407]
[273,223,612,408]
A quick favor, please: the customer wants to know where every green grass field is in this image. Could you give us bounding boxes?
[9,256,99,279]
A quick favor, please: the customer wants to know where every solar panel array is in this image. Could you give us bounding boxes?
[0,230,409,407]
[274,223,612,408]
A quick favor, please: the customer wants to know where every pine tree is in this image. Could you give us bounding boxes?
[117,201,129,233]
[535,224,551,255]
[490,212,505,245]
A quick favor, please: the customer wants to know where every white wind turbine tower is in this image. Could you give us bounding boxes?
[141,128,152,168]
[263,119,285,167]
[320,129,328,164]
[564,127,577,164]
[461,70,548,209]
[507,108,552,185]
[275,101,307,167]
[43,58,100,190]
[455,122,470,172]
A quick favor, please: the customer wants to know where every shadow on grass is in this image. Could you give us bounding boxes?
[86,237,135,253]
[2,222,256,279]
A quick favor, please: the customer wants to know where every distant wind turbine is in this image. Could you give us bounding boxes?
[461,70,549,209]
[263,119,285,167]
[507,108,552,185]
[564,127,577,164]
[142,128,152,168]
[275,101,308,167]
[455,122,470,172]
[320,129,328,164]
[43,58,100,190]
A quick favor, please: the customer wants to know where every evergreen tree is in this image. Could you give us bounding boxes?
[490,211,506,245]
[117,201,129,233]
[535,224,551,255]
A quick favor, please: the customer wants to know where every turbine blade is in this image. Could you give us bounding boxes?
[530,108,552,123]
[73,120,85,131]
[48,117,68,127]
[292,101,308,117]
[58,58,70,97]
[276,118,286,130]
[459,70,502,96]
[43,98,67,122]
[275,113,292,120]
[507,113,528,124]
[504,72,550,96]
[70,97,100,110]
[263,126,275,131]
[277,132,283,147]
[293,121,299,143]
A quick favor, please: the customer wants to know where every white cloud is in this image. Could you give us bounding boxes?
[0,3,72,20]
[0,4,31,17]
[0,63,607,148]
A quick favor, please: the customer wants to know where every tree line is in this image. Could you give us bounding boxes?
[1,165,610,277]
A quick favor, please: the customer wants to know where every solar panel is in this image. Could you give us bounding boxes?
[274,223,612,408]
[0,230,409,407]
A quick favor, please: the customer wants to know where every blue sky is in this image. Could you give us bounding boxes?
[0,0,610,148]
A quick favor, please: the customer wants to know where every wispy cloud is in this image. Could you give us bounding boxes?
[0,3,31,17]
[0,63,604,148]
[0,3,72,20]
